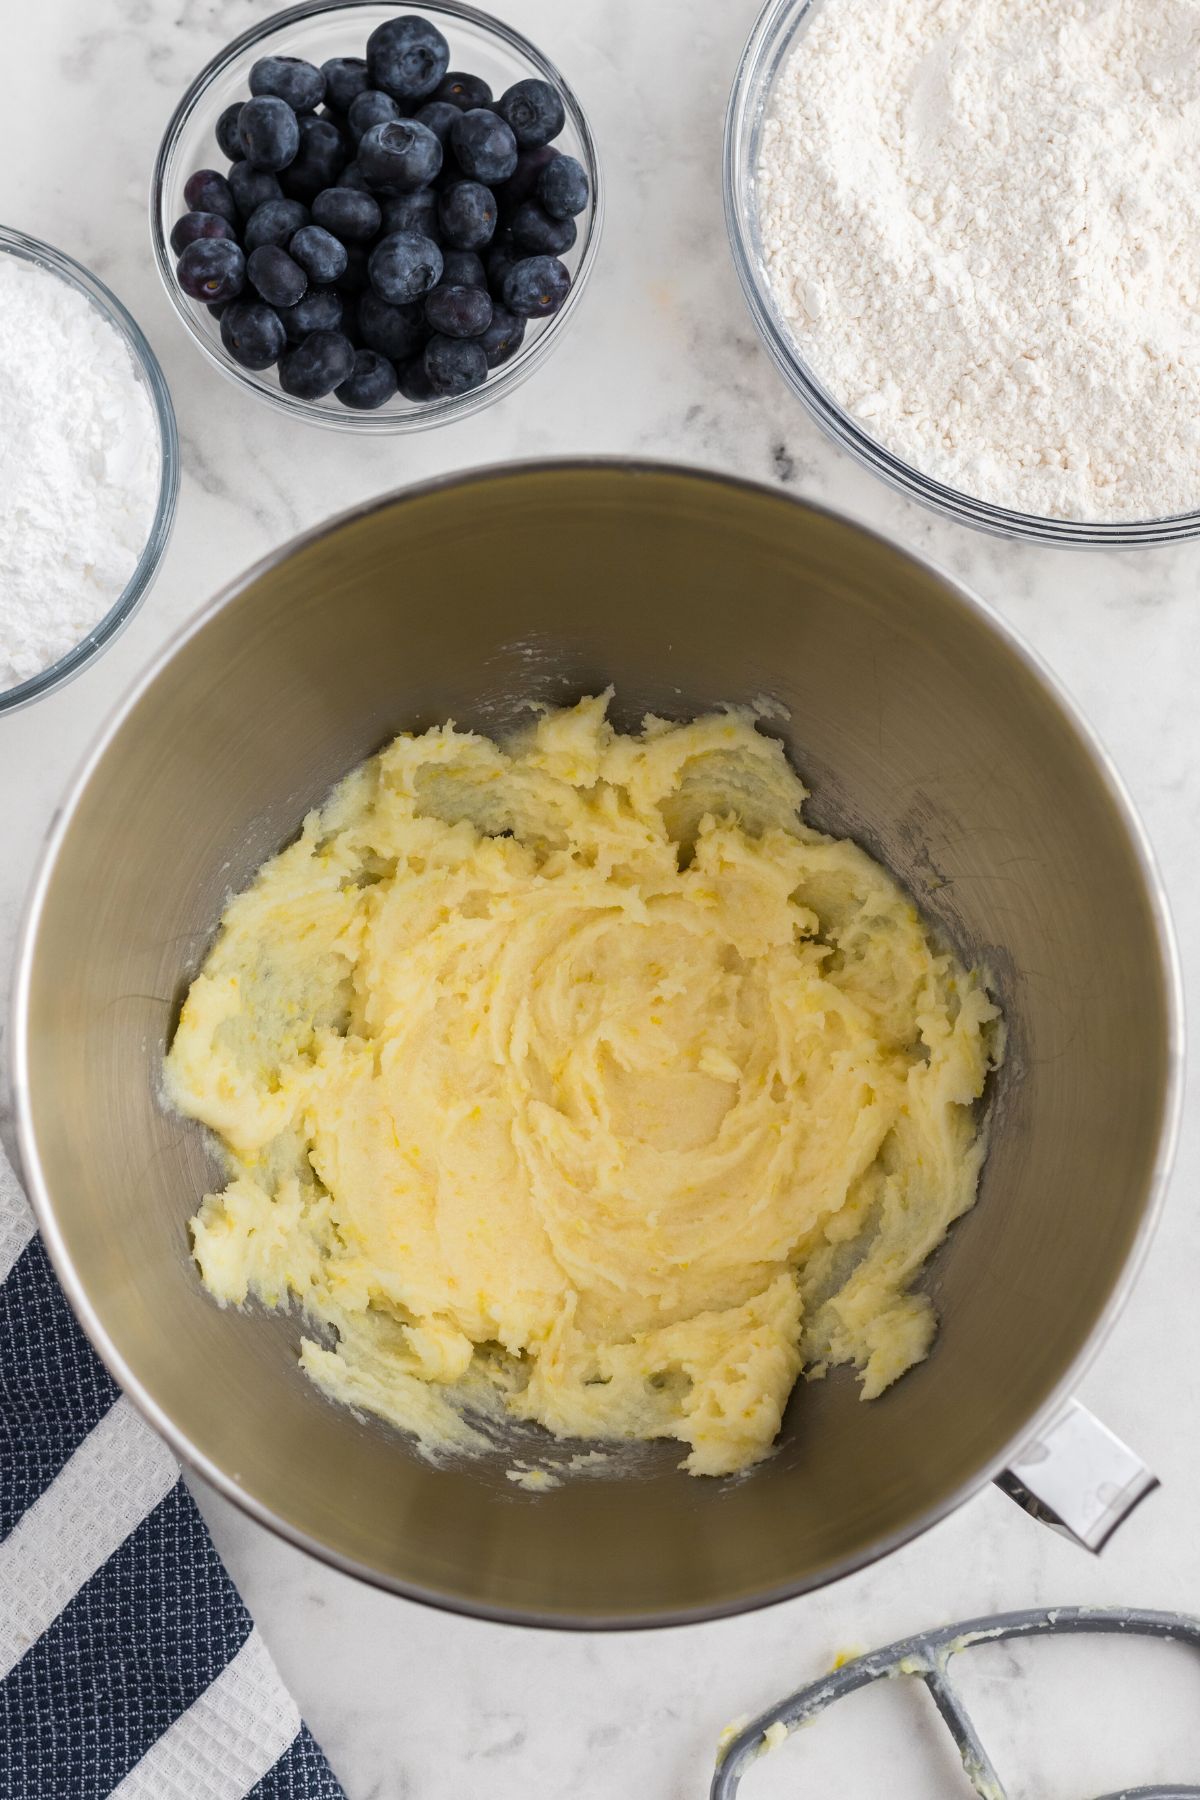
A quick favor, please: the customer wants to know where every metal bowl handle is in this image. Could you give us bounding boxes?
[995,1399,1159,1551]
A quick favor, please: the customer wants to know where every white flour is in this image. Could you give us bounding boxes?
[0,256,159,691]
[758,0,1200,521]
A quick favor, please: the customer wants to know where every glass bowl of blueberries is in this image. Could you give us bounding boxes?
[151,0,601,428]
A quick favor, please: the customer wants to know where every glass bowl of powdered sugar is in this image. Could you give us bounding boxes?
[726,0,1200,548]
[0,227,178,713]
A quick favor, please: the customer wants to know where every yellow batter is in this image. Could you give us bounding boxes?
[165,694,1001,1478]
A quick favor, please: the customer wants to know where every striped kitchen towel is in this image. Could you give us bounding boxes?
[0,1144,346,1800]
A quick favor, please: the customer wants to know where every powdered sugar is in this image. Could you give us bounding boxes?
[0,255,160,692]
[757,0,1200,522]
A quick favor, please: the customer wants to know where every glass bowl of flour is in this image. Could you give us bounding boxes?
[0,228,178,713]
[726,0,1200,547]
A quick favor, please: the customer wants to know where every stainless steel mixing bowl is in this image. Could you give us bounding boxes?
[12,463,1181,1627]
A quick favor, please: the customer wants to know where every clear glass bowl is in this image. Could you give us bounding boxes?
[152,0,602,432]
[725,0,1200,548]
[0,227,179,715]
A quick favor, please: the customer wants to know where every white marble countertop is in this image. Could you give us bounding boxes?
[4,1,1200,1794]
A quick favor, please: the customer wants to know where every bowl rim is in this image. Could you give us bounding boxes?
[724,0,1200,548]
[0,226,179,714]
[150,0,603,433]
[11,459,1186,1628]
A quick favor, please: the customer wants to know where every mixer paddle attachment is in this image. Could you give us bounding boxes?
[710,1606,1200,1799]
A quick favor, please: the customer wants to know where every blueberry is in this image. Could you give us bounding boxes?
[366,15,450,102]
[495,144,559,216]
[290,224,348,285]
[441,248,486,288]
[336,161,372,193]
[335,242,371,293]
[502,254,571,317]
[322,56,370,115]
[228,160,283,219]
[438,179,497,250]
[538,153,588,220]
[357,289,428,360]
[335,347,398,410]
[170,210,237,255]
[248,243,308,308]
[497,79,565,149]
[477,303,525,368]
[425,282,492,338]
[250,55,326,114]
[413,100,461,145]
[423,333,487,395]
[280,115,347,202]
[368,230,443,303]
[278,329,355,399]
[177,237,245,303]
[435,70,493,111]
[347,89,399,144]
[220,300,287,370]
[509,200,576,256]
[238,95,301,172]
[485,231,520,296]
[279,286,344,343]
[450,109,517,184]
[184,168,237,223]
[312,185,382,241]
[216,101,244,162]
[358,119,442,193]
[244,197,309,252]
[397,354,435,401]
[380,188,439,237]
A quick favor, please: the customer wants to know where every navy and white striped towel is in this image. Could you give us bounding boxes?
[0,1144,346,1800]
